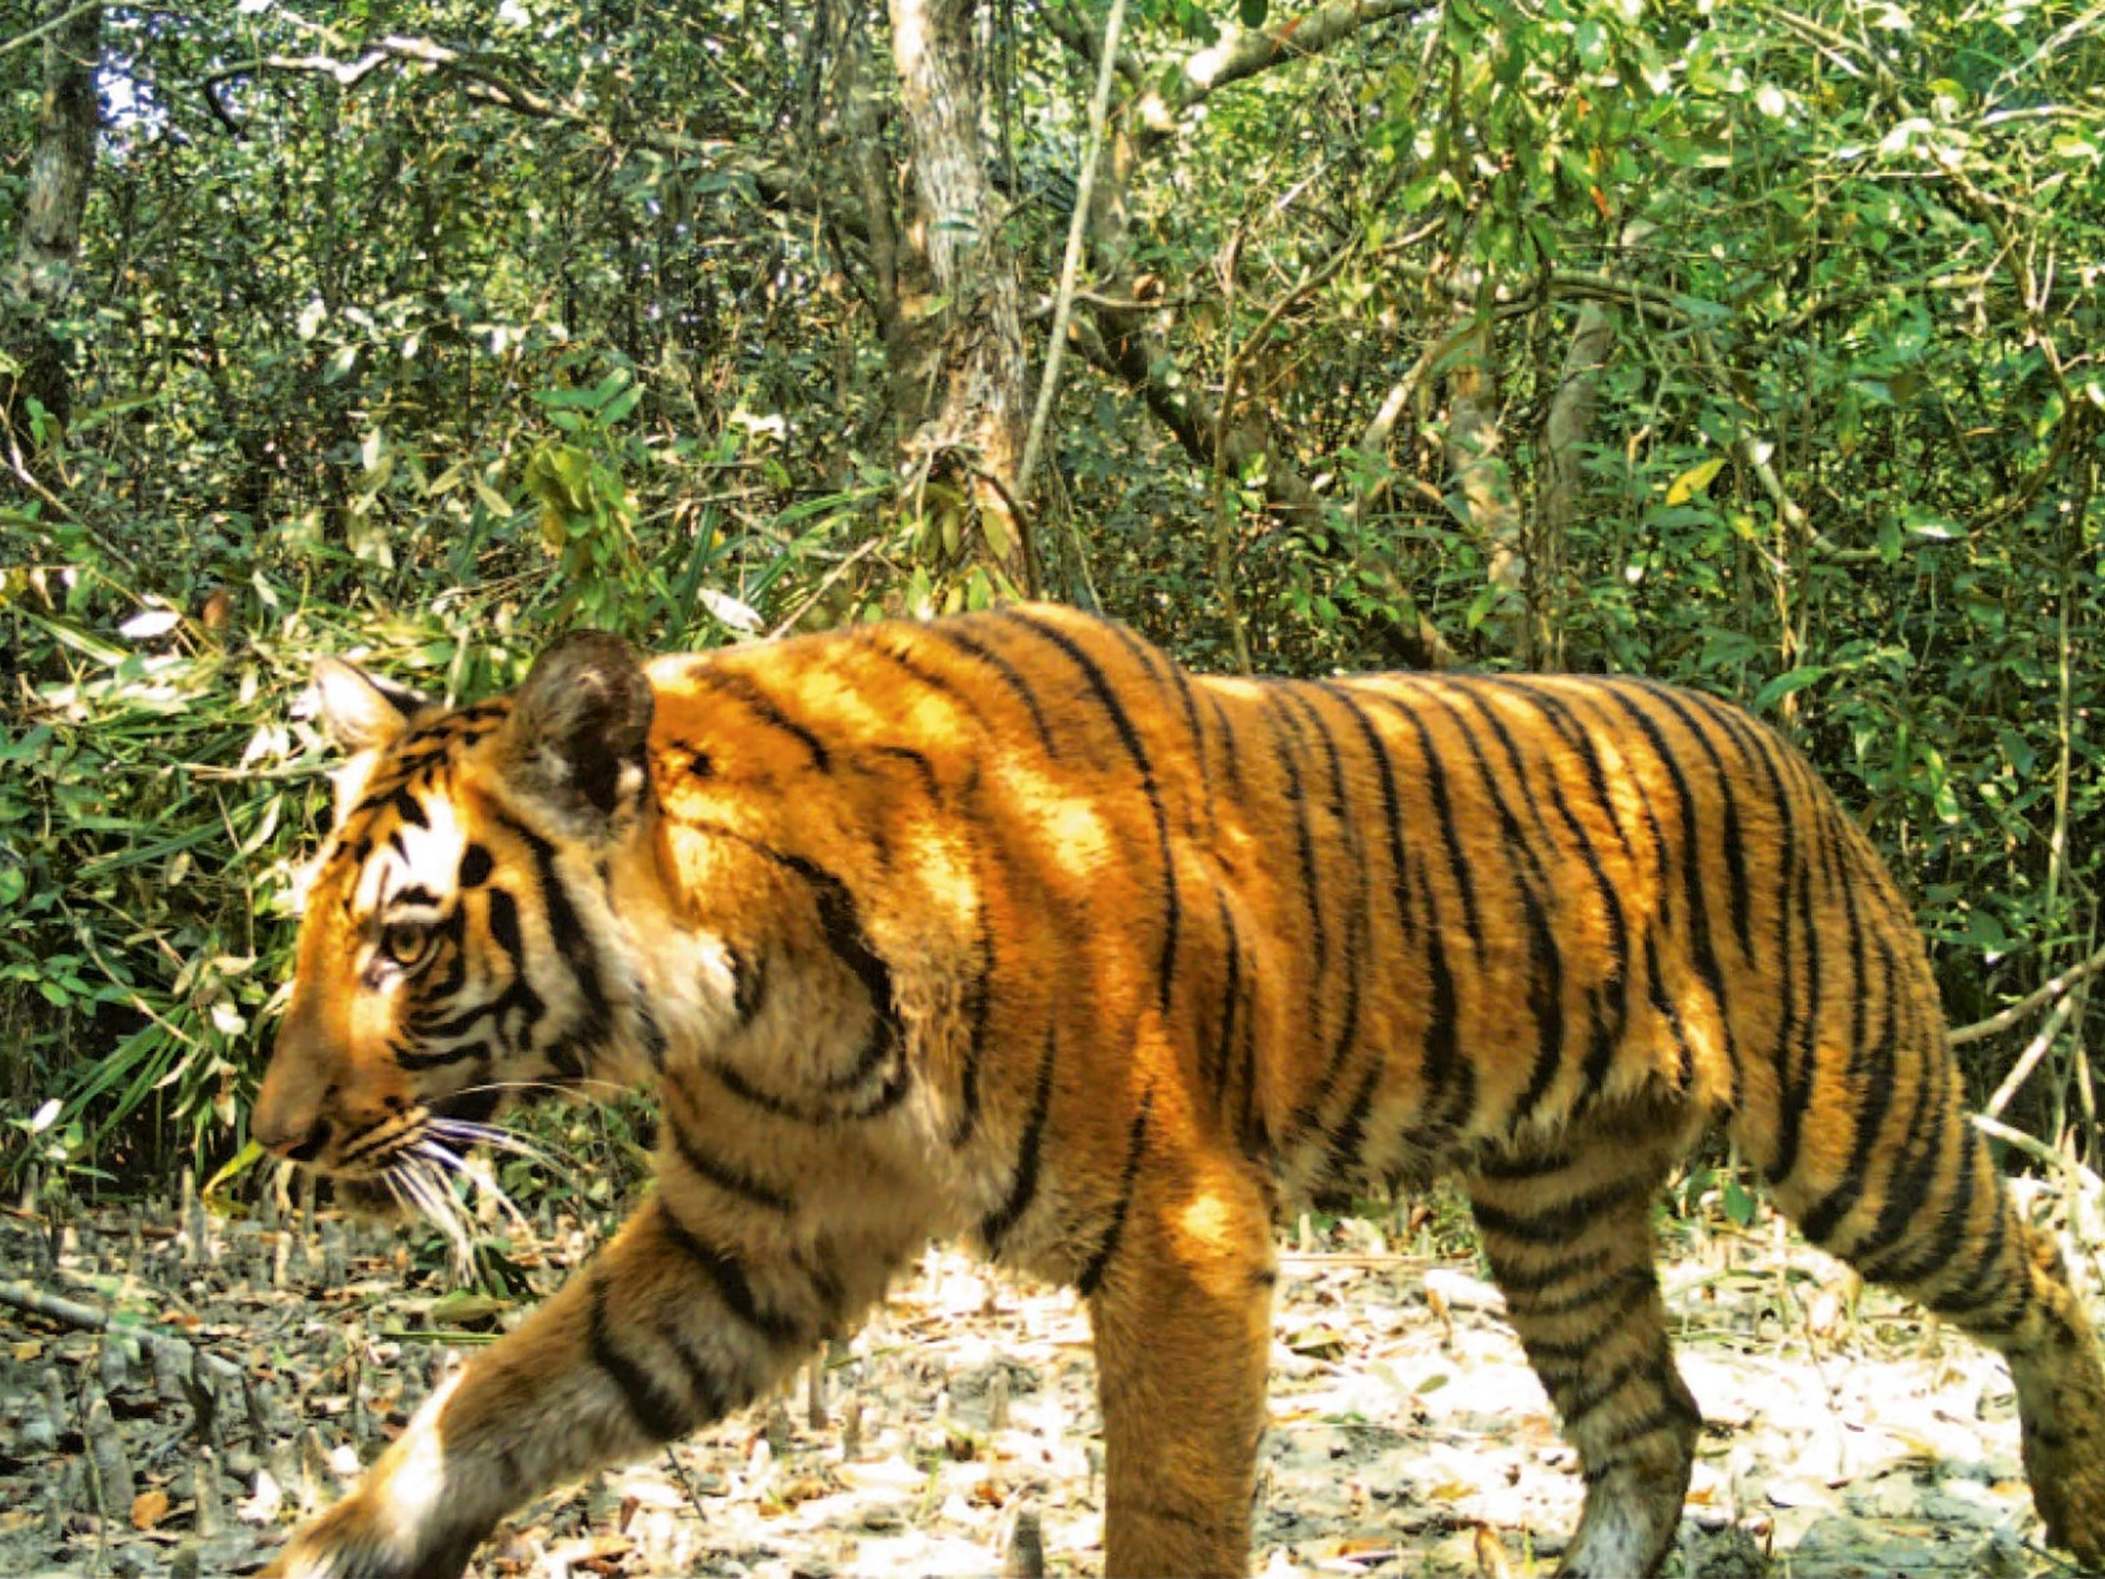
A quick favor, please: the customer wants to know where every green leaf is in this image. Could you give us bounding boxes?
[1723,1177,1756,1228]
[1238,0,1268,27]
[1753,666,1827,712]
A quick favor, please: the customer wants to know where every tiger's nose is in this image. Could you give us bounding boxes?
[252,1045,335,1162]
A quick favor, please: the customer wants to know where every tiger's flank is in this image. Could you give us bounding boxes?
[250,604,2105,1579]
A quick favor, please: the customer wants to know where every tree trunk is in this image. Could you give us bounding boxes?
[3,0,101,436]
[1442,278,1530,662]
[1537,222,1651,669]
[884,0,1033,593]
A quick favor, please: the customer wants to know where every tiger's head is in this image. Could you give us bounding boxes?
[252,633,673,1215]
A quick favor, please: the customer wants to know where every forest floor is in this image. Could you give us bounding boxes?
[0,1190,2095,1579]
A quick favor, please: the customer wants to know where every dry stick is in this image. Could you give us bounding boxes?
[0,1280,249,1389]
[1973,1113,2105,1204]
[1951,939,2105,1046]
[1983,991,2083,1120]
[1016,0,1126,510]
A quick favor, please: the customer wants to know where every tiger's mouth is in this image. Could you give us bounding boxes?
[318,1092,544,1263]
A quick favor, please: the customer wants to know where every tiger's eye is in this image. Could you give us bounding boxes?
[381,920,433,969]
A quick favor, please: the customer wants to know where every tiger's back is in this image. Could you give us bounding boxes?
[255,604,2105,1579]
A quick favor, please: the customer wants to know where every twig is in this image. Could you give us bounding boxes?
[0,1279,250,1388]
[1017,0,1125,509]
[1973,1113,2105,1202]
[1951,939,2105,1045]
[1983,991,2083,1119]
[1,0,99,57]
[764,536,883,640]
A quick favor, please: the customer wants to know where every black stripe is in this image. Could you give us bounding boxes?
[1487,679,1639,860]
[924,623,1060,758]
[690,669,832,771]
[1372,693,1485,961]
[1581,1400,1702,1483]
[1322,684,1414,945]
[855,634,974,708]
[771,853,906,1081]
[1492,1246,1616,1301]
[589,1273,692,1442]
[948,870,996,1148]
[1077,1085,1154,1296]
[1478,681,1632,1105]
[1282,686,1370,1142]
[1418,685,1566,1129]
[1472,1178,1647,1246]
[497,813,611,1034]
[1107,623,1211,836]
[656,1200,804,1344]
[1515,1274,1661,1353]
[1698,698,1799,1136]
[819,1022,897,1093]
[1841,1020,1948,1271]
[1852,1052,1961,1288]
[1640,928,1694,1092]
[1206,691,1247,801]
[1258,690,1329,1044]
[1318,1057,1383,1190]
[1797,930,1900,1245]
[1000,611,1182,1016]
[1875,1123,1979,1287]
[666,1106,795,1213]
[1168,664,1215,835]
[457,843,494,888]
[659,1322,734,1423]
[1206,886,1245,1108]
[707,1050,911,1124]
[873,744,939,796]
[1630,680,1753,959]
[1413,862,1470,1135]
[390,785,429,829]
[730,945,769,1027]
[1926,1183,2011,1317]
[1474,1148,1575,1181]
[1597,685,1737,1073]
[1547,1346,1661,1426]
[981,1028,1059,1254]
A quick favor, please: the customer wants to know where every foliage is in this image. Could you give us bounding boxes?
[2,0,2101,1188]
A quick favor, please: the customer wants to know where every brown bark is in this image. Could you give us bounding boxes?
[883,0,1034,593]
[1536,221,1651,669]
[3,0,100,434]
[1441,275,1529,661]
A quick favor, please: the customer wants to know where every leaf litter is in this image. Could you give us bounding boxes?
[0,1189,2091,1578]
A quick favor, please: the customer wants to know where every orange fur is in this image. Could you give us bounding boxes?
[254,606,2105,1578]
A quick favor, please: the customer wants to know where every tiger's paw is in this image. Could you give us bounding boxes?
[258,1494,479,1579]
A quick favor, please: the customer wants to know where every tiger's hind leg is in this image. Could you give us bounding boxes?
[1760,1061,2105,1568]
[1464,1116,1701,1579]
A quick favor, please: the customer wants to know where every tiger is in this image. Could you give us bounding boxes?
[250,602,2105,1579]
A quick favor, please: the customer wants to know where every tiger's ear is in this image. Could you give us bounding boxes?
[502,631,654,834]
[312,658,425,753]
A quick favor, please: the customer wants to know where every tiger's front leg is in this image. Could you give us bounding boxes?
[264,1194,854,1579]
[1087,1146,1278,1577]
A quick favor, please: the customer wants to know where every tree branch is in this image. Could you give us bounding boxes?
[1953,938,2105,1047]
[1,0,100,57]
